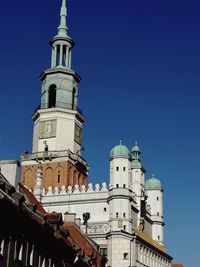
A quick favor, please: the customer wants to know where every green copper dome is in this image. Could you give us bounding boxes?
[132,142,141,153]
[145,175,162,190]
[110,142,130,159]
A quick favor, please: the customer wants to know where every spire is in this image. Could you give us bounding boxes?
[49,0,74,70]
[131,141,142,169]
[57,0,68,37]
[132,141,141,159]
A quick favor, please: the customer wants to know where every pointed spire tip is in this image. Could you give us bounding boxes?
[57,0,68,37]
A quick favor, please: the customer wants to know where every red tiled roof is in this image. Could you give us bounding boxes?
[172,264,184,267]
[18,183,46,214]
[64,223,94,255]
[63,222,102,266]
[45,212,62,222]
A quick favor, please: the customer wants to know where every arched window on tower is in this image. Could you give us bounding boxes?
[72,88,76,110]
[48,85,56,108]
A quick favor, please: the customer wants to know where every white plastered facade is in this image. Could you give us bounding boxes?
[31,153,172,267]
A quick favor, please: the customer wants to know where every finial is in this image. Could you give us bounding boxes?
[120,140,122,145]
[35,162,43,187]
[135,141,138,146]
[57,0,68,37]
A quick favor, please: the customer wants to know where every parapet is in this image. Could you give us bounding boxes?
[41,182,109,196]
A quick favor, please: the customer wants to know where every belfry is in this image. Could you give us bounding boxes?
[21,0,88,191]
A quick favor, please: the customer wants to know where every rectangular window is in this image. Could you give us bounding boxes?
[123,184,126,188]
[157,197,159,201]
[124,253,128,260]
[116,184,119,188]
[123,167,126,171]
[116,167,119,171]
[116,212,118,218]
[123,225,126,230]
[56,45,60,66]
[123,213,126,217]
[100,248,108,256]
[62,45,67,66]
[104,207,107,212]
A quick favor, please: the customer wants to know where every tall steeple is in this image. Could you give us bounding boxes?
[36,0,83,152]
[50,0,74,70]
[21,0,88,192]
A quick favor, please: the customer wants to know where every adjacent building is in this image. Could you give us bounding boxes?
[0,160,20,188]
[0,171,104,267]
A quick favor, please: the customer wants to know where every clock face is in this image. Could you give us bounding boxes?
[39,120,57,139]
[74,124,82,144]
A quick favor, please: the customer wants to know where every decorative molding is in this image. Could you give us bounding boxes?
[81,223,110,235]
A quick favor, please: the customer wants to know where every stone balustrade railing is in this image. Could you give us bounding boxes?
[39,182,110,196]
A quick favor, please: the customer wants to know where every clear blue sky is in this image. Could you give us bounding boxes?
[0,1,199,266]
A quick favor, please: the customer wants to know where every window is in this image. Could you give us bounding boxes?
[56,45,60,65]
[62,45,67,66]
[100,248,107,256]
[123,225,126,230]
[58,172,60,183]
[157,212,160,215]
[116,167,119,171]
[123,213,126,218]
[116,212,118,218]
[158,235,160,240]
[48,85,56,108]
[104,207,107,212]
[116,184,119,188]
[123,184,126,188]
[123,253,128,260]
[123,167,126,171]
[157,197,159,201]
[72,88,76,110]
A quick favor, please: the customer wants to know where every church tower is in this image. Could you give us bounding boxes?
[21,0,89,191]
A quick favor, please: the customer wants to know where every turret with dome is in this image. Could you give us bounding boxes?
[110,141,130,159]
[145,174,162,190]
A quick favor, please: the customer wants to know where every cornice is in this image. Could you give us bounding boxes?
[32,108,85,122]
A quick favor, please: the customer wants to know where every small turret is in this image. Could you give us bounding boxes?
[109,141,131,188]
[131,142,142,169]
[108,141,132,233]
[131,142,146,222]
[108,143,135,266]
[145,174,164,245]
